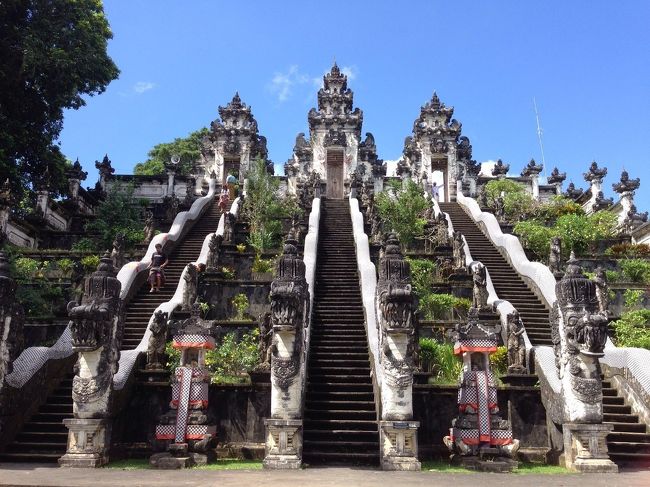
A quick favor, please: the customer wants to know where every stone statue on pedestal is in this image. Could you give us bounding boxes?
[506,311,526,374]
[143,211,155,244]
[146,310,168,370]
[471,263,489,311]
[549,237,562,275]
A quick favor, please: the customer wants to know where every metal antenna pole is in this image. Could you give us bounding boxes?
[533,97,547,179]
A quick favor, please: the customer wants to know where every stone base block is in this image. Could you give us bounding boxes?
[59,418,110,468]
[379,420,421,471]
[450,454,518,472]
[263,418,302,469]
[562,423,618,473]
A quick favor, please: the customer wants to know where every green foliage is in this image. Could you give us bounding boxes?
[71,238,96,252]
[14,257,45,281]
[533,196,584,222]
[611,310,650,350]
[605,243,650,257]
[133,128,209,176]
[205,331,260,383]
[244,158,298,252]
[165,342,181,372]
[624,289,645,309]
[503,191,537,223]
[252,255,275,274]
[81,255,100,271]
[619,259,650,284]
[418,339,463,384]
[231,293,250,320]
[418,293,471,320]
[84,183,146,251]
[0,0,119,200]
[405,258,436,297]
[16,284,63,318]
[605,270,621,283]
[512,221,554,260]
[236,243,247,253]
[484,179,524,203]
[490,346,508,376]
[221,266,236,280]
[375,180,429,247]
[198,301,211,316]
[55,258,74,277]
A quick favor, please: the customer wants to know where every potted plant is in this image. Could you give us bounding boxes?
[231,293,250,321]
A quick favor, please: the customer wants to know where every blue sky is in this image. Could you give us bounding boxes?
[60,1,650,210]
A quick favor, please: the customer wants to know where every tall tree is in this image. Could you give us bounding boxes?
[133,128,209,176]
[0,0,119,197]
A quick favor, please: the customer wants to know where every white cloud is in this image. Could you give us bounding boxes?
[269,65,311,102]
[479,160,498,177]
[340,65,358,81]
[133,81,156,94]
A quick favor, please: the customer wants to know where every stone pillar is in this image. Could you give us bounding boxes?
[165,156,180,197]
[264,235,309,469]
[562,423,618,473]
[59,253,122,468]
[375,234,420,470]
[521,159,543,200]
[612,170,641,226]
[95,154,115,192]
[66,159,88,201]
[583,161,607,211]
[548,167,567,196]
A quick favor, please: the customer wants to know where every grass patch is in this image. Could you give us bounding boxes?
[104,458,263,470]
[422,460,569,474]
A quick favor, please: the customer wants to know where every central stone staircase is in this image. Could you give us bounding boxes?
[0,201,223,463]
[439,202,553,346]
[302,199,380,466]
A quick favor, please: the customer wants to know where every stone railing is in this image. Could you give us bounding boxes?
[5,179,218,390]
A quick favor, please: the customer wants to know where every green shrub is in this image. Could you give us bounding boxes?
[165,341,181,372]
[611,310,650,350]
[605,270,621,283]
[221,266,236,280]
[405,258,436,298]
[605,243,650,257]
[81,255,100,271]
[16,284,63,318]
[533,196,584,222]
[513,221,554,260]
[418,337,437,372]
[205,331,260,383]
[484,179,525,205]
[418,293,471,320]
[231,293,250,320]
[252,255,275,274]
[71,238,97,252]
[490,346,508,376]
[422,340,463,384]
[502,191,537,223]
[624,289,645,309]
[620,259,650,284]
[14,257,43,281]
[375,180,429,247]
[55,258,74,277]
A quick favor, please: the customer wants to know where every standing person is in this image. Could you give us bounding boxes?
[147,243,168,293]
[431,181,440,202]
[226,173,238,200]
[218,187,230,213]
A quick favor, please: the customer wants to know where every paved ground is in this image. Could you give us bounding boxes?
[0,464,649,487]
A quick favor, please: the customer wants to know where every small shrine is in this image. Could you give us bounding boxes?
[443,307,519,472]
[150,303,217,469]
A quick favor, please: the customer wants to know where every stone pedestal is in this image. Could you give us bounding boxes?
[379,420,421,471]
[263,419,302,469]
[562,423,618,473]
[59,418,110,468]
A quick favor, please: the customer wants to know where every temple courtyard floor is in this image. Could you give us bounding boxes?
[0,463,649,487]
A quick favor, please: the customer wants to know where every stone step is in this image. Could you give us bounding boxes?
[604,421,647,433]
[604,413,640,423]
[302,440,379,453]
[608,441,650,454]
[306,400,375,410]
[303,419,378,431]
[607,432,650,443]
[304,409,376,420]
[0,452,62,463]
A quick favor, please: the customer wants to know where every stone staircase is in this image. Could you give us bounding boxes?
[439,202,553,346]
[121,202,223,350]
[602,377,650,467]
[0,201,224,464]
[0,374,73,462]
[302,199,380,466]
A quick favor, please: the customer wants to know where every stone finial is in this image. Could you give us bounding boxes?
[521,158,543,177]
[564,182,584,200]
[612,170,640,194]
[95,154,114,177]
[491,159,509,177]
[547,167,567,185]
[457,136,473,161]
[66,159,88,181]
[592,191,614,212]
[583,161,607,183]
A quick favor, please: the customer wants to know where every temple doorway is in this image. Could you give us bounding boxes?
[223,158,239,185]
[326,150,344,199]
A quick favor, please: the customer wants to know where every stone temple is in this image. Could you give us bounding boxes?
[1,63,649,473]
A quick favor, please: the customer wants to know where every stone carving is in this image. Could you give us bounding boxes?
[60,252,122,468]
[593,267,609,317]
[147,310,168,370]
[376,234,416,415]
[152,302,218,468]
[264,234,310,469]
[491,159,509,177]
[255,312,273,370]
[443,307,519,469]
[623,204,649,233]
[506,311,526,374]
[457,136,473,161]
[206,233,222,272]
[493,196,505,222]
[375,233,420,470]
[592,191,613,212]
[323,129,347,147]
[0,252,25,390]
[550,253,609,422]
[452,231,465,271]
[223,212,234,243]
[110,233,125,270]
[143,211,155,244]
[471,263,489,311]
[181,263,201,311]
[435,213,451,247]
[520,158,543,177]
[165,193,180,222]
[583,161,607,184]
[547,167,567,186]
[549,236,562,275]
[564,182,584,200]
[612,170,640,195]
